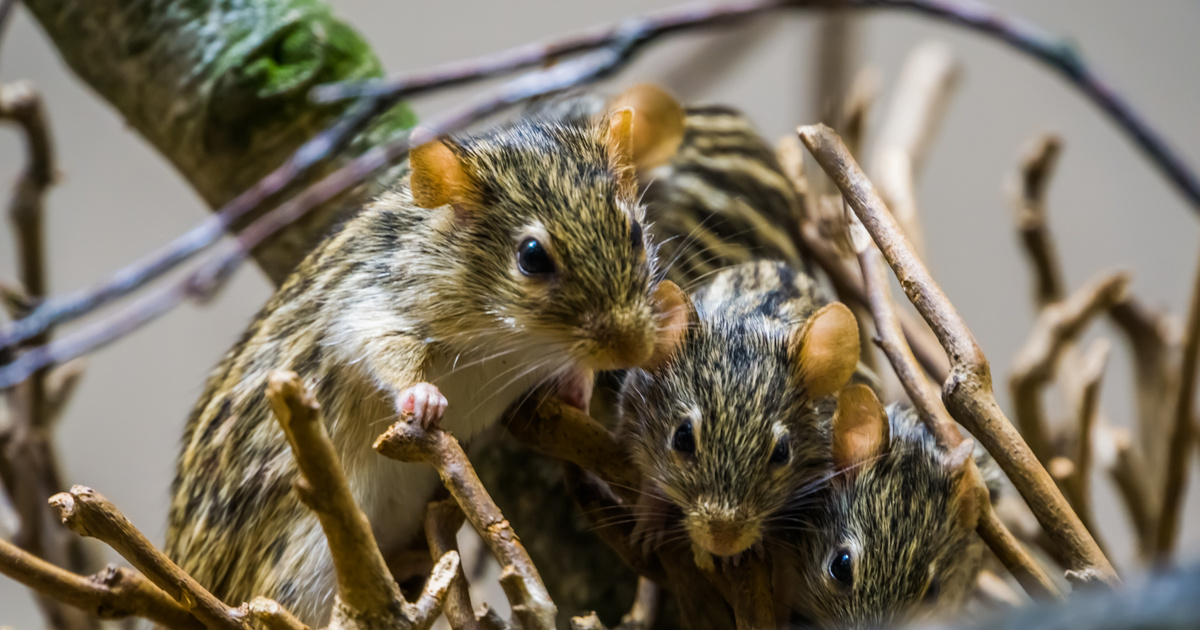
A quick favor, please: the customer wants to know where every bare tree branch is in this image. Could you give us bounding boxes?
[798,123,1118,586]
[424,498,480,630]
[47,486,248,630]
[1066,339,1110,535]
[0,537,201,630]
[1012,134,1065,307]
[247,598,311,630]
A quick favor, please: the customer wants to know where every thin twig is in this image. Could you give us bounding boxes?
[375,418,556,630]
[424,498,480,630]
[798,123,1118,586]
[620,578,659,630]
[1100,426,1154,557]
[1067,339,1110,536]
[0,40,645,388]
[871,40,960,257]
[1154,241,1200,559]
[1012,134,1065,307]
[1009,272,1129,465]
[47,486,248,630]
[0,537,201,630]
[266,371,457,629]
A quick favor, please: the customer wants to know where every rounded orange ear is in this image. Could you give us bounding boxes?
[789,302,860,398]
[831,384,889,477]
[409,137,479,210]
[610,83,686,171]
[643,280,695,371]
[604,107,638,195]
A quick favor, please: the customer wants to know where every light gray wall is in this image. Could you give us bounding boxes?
[2,1,1199,626]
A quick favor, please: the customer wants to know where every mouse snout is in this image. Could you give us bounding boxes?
[578,308,655,371]
[686,504,761,557]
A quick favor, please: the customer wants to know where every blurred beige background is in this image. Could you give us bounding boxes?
[2,1,1199,627]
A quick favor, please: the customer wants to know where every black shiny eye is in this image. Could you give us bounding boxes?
[517,237,555,276]
[829,549,853,587]
[630,220,643,250]
[769,435,790,466]
[672,420,696,455]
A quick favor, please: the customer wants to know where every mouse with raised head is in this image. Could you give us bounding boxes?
[617,259,861,570]
[165,103,688,624]
[780,386,987,629]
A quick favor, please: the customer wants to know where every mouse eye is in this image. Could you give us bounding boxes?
[769,435,790,466]
[517,237,556,276]
[829,548,854,587]
[630,220,643,251]
[671,420,696,456]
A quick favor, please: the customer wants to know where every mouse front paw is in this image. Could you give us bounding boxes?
[397,382,448,430]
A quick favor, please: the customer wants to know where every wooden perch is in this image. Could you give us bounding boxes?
[0,537,200,630]
[374,414,556,630]
[47,486,247,630]
[798,123,1118,586]
[266,371,457,630]
[247,598,311,630]
[1009,272,1129,465]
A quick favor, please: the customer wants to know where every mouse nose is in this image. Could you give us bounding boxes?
[580,309,655,371]
[687,510,761,557]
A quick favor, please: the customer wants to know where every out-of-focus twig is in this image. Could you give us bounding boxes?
[1009,272,1129,465]
[1154,243,1200,559]
[871,40,960,257]
[1012,134,1065,307]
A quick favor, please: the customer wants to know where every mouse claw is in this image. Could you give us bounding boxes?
[398,382,447,430]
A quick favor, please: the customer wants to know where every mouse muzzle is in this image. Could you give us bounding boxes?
[686,508,762,557]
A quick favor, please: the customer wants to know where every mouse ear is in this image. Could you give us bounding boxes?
[946,439,986,531]
[409,135,480,210]
[642,280,696,372]
[788,302,860,398]
[831,384,889,479]
[609,83,686,172]
[604,107,638,196]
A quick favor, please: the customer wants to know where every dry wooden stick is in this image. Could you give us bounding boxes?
[374,417,556,630]
[798,123,1119,586]
[424,498,481,630]
[1012,134,1065,307]
[854,213,1060,601]
[871,40,961,257]
[1100,426,1154,557]
[620,577,660,630]
[47,486,247,630]
[725,560,775,630]
[246,598,311,630]
[1065,339,1110,535]
[504,396,641,501]
[1009,272,1129,465]
[0,536,201,629]
[1154,242,1200,558]
[266,371,457,630]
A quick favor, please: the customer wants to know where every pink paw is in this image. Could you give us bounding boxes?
[557,368,594,413]
[398,382,448,429]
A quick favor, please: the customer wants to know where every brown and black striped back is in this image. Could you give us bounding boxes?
[644,105,805,291]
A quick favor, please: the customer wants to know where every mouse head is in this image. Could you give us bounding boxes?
[785,391,985,629]
[408,101,687,372]
[618,285,860,560]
